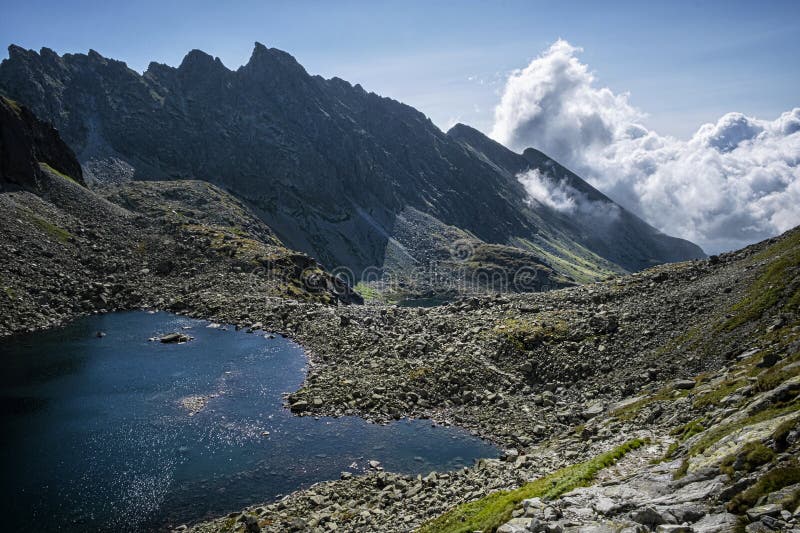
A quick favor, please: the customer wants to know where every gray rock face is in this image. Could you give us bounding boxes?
[0,101,361,336]
[0,44,704,284]
[0,95,84,192]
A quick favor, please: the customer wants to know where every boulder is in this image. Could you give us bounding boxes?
[631,506,666,527]
[159,332,192,343]
[240,514,259,533]
[746,504,782,521]
[582,401,605,419]
[289,400,309,413]
[672,380,696,390]
[691,513,740,533]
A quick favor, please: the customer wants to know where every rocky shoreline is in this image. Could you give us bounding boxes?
[178,229,800,532]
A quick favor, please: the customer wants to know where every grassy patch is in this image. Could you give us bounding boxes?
[672,419,707,441]
[610,387,687,422]
[181,223,270,263]
[719,441,775,478]
[777,487,800,516]
[408,366,432,381]
[30,214,71,243]
[417,438,647,533]
[723,230,800,331]
[494,316,570,351]
[693,378,746,408]
[38,161,79,184]
[755,363,800,393]
[727,462,800,514]
[2,95,21,114]
[654,441,680,464]
[654,419,707,464]
[354,282,384,303]
[673,458,689,480]
[689,399,800,457]
[772,417,797,449]
[514,237,620,283]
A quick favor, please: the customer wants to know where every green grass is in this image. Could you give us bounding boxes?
[727,462,800,514]
[777,487,800,516]
[516,237,619,284]
[30,214,72,243]
[719,441,775,478]
[693,378,746,408]
[652,442,680,465]
[609,387,687,422]
[2,95,21,114]
[755,361,800,393]
[688,399,800,457]
[671,419,706,441]
[354,282,384,303]
[673,458,690,480]
[38,161,79,184]
[772,417,797,448]
[416,438,647,533]
[494,316,570,351]
[655,419,707,464]
[723,230,800,331]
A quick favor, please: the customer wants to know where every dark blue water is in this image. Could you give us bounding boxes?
[0,311,497,532]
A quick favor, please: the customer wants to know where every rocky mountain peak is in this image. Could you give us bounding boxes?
[87,49,106,62]
[243,42,308,77]
[6,44,32,61]
[39,47,60,61]
[521,147,552,166]
[446,122,481,137]
[176,49,229,84]
[179,49,224,71]
[143,61,175,81]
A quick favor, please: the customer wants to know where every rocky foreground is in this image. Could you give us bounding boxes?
[177,227,800,533]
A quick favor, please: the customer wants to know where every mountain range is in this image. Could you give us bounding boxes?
[0,43,704,293]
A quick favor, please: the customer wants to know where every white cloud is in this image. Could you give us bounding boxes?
[491,39,800,253]
[517,168,620,222]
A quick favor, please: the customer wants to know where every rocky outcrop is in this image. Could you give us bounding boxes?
[0,95,84,191]
[0,44,704,290]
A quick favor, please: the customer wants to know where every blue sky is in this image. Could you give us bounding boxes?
[1,0,798,139]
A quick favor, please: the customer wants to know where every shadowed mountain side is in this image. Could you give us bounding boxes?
[0,44,704,284]
[0,98,360,335]
[448,124,706,270]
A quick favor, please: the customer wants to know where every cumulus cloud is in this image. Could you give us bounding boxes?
[491,39,800,253]
[517,168,620,222]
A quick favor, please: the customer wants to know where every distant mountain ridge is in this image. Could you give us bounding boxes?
[0,43,705,284]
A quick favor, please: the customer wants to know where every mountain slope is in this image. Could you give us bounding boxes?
[0,97,358,335]
[0,44,704,286]
[449,124,706,269]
